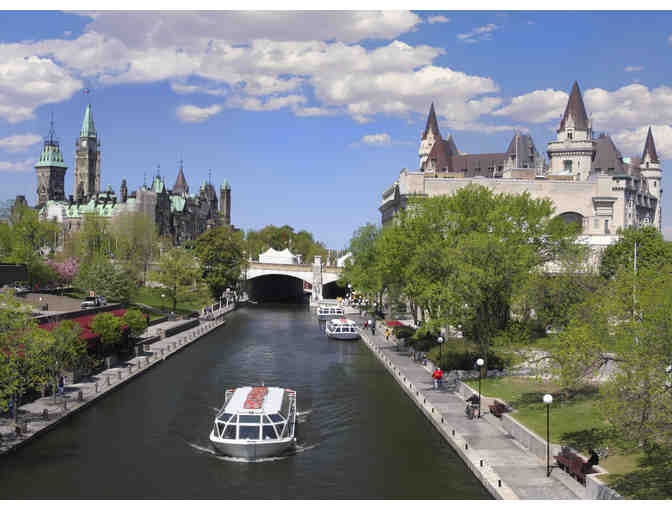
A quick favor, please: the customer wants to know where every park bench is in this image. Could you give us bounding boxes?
[554,447,595,486]
[488,399,511,418]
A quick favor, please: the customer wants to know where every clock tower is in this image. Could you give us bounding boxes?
[74,104,101,201]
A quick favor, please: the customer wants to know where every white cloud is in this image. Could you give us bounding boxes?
[0,158,34,173]
[176,104,222,123]
[492,89,568,123]
[225,94,306,112]
[457,24,499,43]
[668,34,672,45]
[427,16,451,24]
[170,82,229,97]
[624,65,644,72]
[0,133,42,153]
[584,84,672,132]
[361,133,391,146]
[611,124,672,160]
[82,11,422,47]
[0,55,82,123]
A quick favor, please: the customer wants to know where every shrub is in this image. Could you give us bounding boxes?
[392,325,415,339]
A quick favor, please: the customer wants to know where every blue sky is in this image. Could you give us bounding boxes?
[1,10,671,248]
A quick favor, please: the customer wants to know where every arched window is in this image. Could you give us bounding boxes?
[557,212,584,228]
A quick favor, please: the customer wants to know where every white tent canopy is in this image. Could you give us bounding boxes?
[258,247,300,265]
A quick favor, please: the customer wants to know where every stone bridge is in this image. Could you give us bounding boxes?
[245,256,342,304]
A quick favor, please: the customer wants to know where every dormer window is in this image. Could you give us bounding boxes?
[563,160,573,173]
[567,131,573,140]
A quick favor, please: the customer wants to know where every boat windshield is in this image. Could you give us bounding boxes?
[268,413,285,423]
[239,414,261,423]
[239,426,260,440]
[217,412,233,423]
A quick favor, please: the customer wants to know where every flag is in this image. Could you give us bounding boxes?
[83,88,90,94]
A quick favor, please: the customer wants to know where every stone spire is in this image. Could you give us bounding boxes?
[422,102,442,140]
[80,104,96,138]
[173,159,189,194]
[558,81,589,132]
[641,127,659,164]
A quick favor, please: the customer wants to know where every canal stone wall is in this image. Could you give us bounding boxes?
[0,304,235,456]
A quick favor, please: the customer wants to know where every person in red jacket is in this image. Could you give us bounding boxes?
[432,367,443,390]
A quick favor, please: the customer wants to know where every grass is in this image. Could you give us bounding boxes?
[464,376,644,480]
[131,286,205,315]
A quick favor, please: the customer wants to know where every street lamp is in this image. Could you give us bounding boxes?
[437,336,444,369]
[476,358,484,418]
[543,393,553,477]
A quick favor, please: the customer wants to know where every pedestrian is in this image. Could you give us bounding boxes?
[432,367,443,390]
[582,448,599,474]
[371,321,376,335]
[385,328,391,342]
[57,375,64,396]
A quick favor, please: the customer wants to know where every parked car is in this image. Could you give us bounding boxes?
[80,296,102,308]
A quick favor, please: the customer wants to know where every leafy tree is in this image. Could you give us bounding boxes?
[547,264,672,447]
[151,247,205,312]
[73,257,135,304]
[600,226,671,280]
[194,226,248,299]
[46,257,80,286]
[68,212,115,264]
[90,313,123,346]
[112,212,159,283]
[244,225,327,263]
[340,223,384,307]
[121,309,147,338]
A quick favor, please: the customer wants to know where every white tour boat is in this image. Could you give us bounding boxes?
[325,318,360,340]
[210,386,297,459]
[316,304,345,320]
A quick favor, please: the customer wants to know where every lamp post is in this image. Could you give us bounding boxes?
[476,358,484,418]
[543,393,553,476]
[437,336,444,369]
[347,284,351,302]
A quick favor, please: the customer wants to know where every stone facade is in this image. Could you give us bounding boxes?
[380,81,662,263]
[23,105,233,245]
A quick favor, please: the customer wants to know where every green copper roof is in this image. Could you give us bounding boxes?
[151,176,166,193]
[170,195,186,213]
[221,179,230,190]
[35,141,68,169]
[80,104,97,138]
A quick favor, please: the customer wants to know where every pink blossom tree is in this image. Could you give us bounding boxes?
[47,257,80,286]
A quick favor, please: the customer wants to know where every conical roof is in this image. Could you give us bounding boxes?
[173,163,189,194]
[558,81,589,132]
[422,102,442,140]
[641,127,659,164]
[80,104,96,138]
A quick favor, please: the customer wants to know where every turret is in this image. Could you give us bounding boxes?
[639,127,662,229]
[172,159,189,194]
[547,81,596,180]
[419,103,441,168]
[220,179,231,226]
[74,103,101,201]
[35,116,67,206]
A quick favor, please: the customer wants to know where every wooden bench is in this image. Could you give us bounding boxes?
[488,399,510,418]
[554,449,595,486]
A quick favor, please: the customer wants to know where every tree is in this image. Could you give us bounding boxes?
[90,313,123,346]
[244,225,327,263]
[112,212,159,283]
[151,247,205,312]
[47,257,80,286]
[73,256,135,304]
[600,226,671,280]
[194,226,248,299]
[547,264,672,448]
[121,309,147,338]
[340,223,384,307]
[33,320,87,402]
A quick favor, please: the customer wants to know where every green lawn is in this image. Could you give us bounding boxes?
[464,376,644,479]
[131,286,205,315]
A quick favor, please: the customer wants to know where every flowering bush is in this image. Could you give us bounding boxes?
[47,257,80,285]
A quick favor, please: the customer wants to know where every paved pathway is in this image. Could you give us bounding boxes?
[0,304,234,455]
[359,324,581,500]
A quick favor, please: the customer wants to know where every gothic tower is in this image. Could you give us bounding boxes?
[419,103,441,168]
[35,117,67,206]
[547,81,596,181]
[639,127,662,229]
[74,104,101,201]
[220,179,231,226]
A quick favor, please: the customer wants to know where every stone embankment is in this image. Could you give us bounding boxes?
[0,304,235,456]
[358,325,586,500]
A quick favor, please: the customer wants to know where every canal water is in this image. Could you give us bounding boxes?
[0,305,490,499]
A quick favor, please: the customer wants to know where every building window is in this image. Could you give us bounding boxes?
[568,131,573,140]
[595,168,601,174]
[563,160,573,173]
[604,219,609,234]
[654,181,657,188]
[608,168,614,173]
[646,162,649,168]
[593,218,599,229]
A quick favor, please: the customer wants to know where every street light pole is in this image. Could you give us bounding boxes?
[476,358,484,418]
[543,393,553,476]
[437,336,444,369]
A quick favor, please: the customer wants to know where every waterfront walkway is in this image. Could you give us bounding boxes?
[359,326,582,500]
[0,304,234,455]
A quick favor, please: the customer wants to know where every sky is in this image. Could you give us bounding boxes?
[1,8,671,249]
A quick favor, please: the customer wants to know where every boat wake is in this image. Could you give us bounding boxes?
[186,439,319,463]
